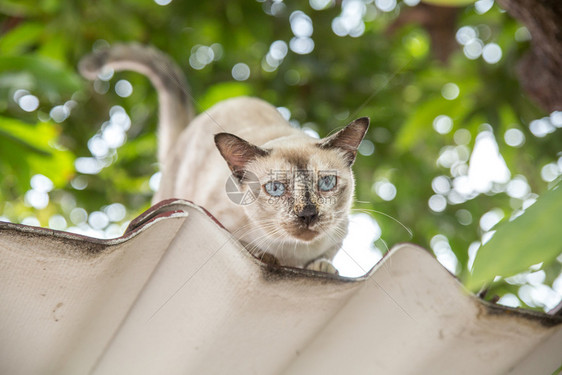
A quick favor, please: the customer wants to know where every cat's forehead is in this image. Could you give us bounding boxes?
[278,151,309,170]
[247,146,351,183]
[268,147,349,170]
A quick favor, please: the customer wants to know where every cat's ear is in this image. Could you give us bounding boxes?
[319,117,369,166]
[215,133,269,177]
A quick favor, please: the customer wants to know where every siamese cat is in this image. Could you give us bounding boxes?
[79,44,368,273]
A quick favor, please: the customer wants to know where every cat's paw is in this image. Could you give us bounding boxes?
[305,258,339,274]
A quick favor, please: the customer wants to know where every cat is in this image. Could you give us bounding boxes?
[79,43,368,273]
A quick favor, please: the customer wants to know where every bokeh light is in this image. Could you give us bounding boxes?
[479,208,504,231]
[373,179,397,201]
[375,0,397,13]
[332,0,367,37]
[453,129,471,145]
[456,209,473,226]
[474,0,494,15]
[506,175,531,199]
[529,118,556,138]
[504,128,525,147]
[232,63,251,81]
[540,163,560,182]
[310,0,334,10]
[430,234,459,274]
[149,172,162,192]
[18,94,39,112]
[48,215,67,231]
[482,43,502,64]
[290,11,315,54]
[431,176,451,195]
[115,80,133,97]
[428,194,447,213]
[433,115,453,134]
[358,139,375,156]
[441,83,460,100]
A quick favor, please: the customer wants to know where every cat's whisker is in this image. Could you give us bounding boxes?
[257,228,288,262]
[375,237,394,274]
[264,231,285,260]
[351,208,413,238]
[245,227,285,259]
[319,220,395,275]
[230,220,279,236]
[315,223,344,246]
[246,230,275,248]
[233,222,281,241]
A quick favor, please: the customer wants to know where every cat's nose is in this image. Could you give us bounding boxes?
[296,204,318,226]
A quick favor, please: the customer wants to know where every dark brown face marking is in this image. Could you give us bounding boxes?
[295,203,318,227]
[284,153,308,171]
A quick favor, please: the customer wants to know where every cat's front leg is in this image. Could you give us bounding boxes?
[305,258,339,274]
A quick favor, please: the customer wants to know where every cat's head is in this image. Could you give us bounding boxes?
[215,117,369,245]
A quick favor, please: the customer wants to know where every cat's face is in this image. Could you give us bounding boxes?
[243,147,354,243]
[215,118,369,245]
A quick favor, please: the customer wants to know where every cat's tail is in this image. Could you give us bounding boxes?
[79,43,194,164]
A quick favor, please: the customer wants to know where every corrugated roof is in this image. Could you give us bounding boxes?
[1,199,561,375]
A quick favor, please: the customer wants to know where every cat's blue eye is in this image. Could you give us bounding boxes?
[265,181,285,197]
[318,175,337,191]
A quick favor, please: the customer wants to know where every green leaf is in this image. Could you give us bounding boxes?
[197,82,253,112]
[0,22,44,55]
[466,183,562,291]
[0,56,82,99]
[0,0,61,16]
[38,32,70,64]
[0,117,74,189]
[394,95,471,152]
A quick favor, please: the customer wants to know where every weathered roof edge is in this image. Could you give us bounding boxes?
[1,198,560,323]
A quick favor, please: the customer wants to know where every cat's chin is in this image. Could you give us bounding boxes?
[286,227,320,242]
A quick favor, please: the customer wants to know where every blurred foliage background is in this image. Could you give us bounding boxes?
[0,0,560,312]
